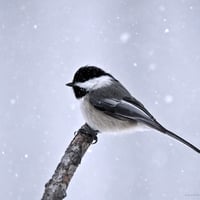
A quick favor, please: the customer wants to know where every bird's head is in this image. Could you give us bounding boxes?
[66,66,114,98]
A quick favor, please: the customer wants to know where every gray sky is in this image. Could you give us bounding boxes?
[1,0,200,199]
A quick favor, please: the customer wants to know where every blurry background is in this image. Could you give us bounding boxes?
[0,0,200,199]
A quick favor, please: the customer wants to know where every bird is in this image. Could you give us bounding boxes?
[66,65,200,153]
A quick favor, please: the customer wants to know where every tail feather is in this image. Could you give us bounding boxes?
[142,118,200,153]
[162,128,200,154]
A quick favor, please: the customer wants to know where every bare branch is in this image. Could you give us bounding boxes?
[41,123,97,200]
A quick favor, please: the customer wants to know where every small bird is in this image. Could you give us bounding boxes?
[66,65,200,153]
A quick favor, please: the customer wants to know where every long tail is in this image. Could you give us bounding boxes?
[162,128,200,153]
[143,119,200,153]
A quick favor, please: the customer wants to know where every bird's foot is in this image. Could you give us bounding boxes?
[79,123,99,144]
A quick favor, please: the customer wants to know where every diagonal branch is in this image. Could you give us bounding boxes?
[41,123,97,200]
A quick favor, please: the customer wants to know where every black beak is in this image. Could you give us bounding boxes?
[66,82,74,87]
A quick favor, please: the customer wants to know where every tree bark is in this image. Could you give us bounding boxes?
[41,123,97,200]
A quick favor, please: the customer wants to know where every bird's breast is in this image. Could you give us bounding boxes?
[80,97,137,133]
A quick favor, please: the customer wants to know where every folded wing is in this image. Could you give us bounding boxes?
[89,95,200,153]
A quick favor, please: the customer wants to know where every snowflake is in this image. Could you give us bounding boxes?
[24,154,28,158]
[10,99,16,105]
[120,32,131,43]
[164,28,170,33]
[149,63,157,71]
[164,95,173,104]
[33,24,38,29]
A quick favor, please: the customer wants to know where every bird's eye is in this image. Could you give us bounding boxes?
[80,88,85,91]
[73,86,88,98]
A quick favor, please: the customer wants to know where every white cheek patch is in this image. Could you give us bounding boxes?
[75,75,113,90]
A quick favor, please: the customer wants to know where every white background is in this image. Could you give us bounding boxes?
[0,0,200,199]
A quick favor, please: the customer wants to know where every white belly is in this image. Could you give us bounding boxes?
[80,97,137,132]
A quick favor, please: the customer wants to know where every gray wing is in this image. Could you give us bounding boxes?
[89,95,162,131]
[89,95,200,153]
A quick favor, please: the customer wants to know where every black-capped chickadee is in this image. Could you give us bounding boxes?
[66,66,200,153]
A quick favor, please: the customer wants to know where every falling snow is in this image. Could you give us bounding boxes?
[180,169,185,173]
[154,101,159,105]
[10,99,16,105]
[164,95,173,104]
[163,18,167,22]
[189,5,193,10]
[164,28,170,33]
[1,1,200,200]
[33,24,38,29]
[24,154,28,159]
[148,63,157,71]
[159,5,166,12]
[120,32,131,43]
[133,62,138,67]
